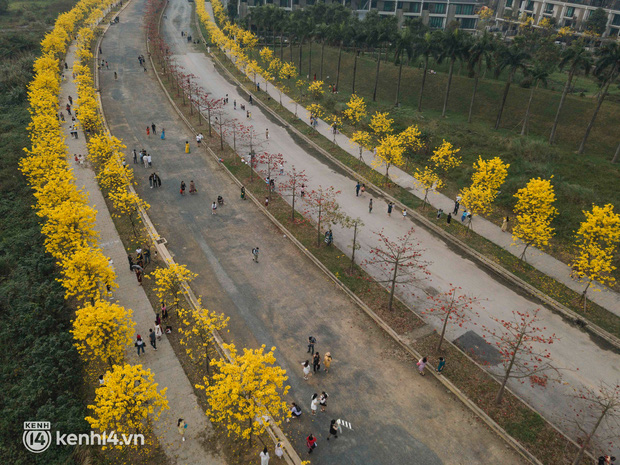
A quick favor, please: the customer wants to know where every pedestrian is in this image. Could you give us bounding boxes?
[211,201,217,215]
[135,335,145,355]
[436,208,443,219]
[302,361,312,380]
[135,268,143,285]
[368,198,373,213]
[290,402,302,418]
[156,313,161,327]
[161,302,168,321]
[185,141,190,153]
[99,374,105,385]
[275,441,284,459]
[68,95,73,105]
[461,210,468,222]
[323,352,332,372]
[319,391,328,412]
[310,394,319,415]
[146,127,150,136]
[252,247,260,263]
[307,336,317,354]
[265,197,269,207]
[114,71,117,80]
[155,322,163,341]
[128,255,134,272]
[246,110,250,118]
[266,128,269,139]
[306,434,317,454]
[355,181,361,197]
[453,195,461,215]
[151,123,156,134]
[241,185,246,200]
[161,128,165,139]
[149,328,157,350]
[417,356,428,376]
[501,216,509,232]
[234,100,237,109]
[313,352,321,373]
[177,419,187,442]
[402,208,407,219]
[189,180,196,194]
[157,174,162,187]
[279,163,284,175]
[180,181,186,195]
[436,356,446,374]
[327,419,338,440]
[387,202,393,216]
[300,184,305,197]
[258,447,270,465]
[360,184,366,195]
[149,173,154,188]
[133,149,138,163]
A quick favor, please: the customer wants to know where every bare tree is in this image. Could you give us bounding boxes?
[342,216,364,273]
[278,165,308,222]
[255,151,284,201]
[305,186,343,247]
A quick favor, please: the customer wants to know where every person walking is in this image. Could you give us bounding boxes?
[368,198,373,213]
[279,163,284,175]
[114,71,118,80]
[361,184,366,195]
[143,154,149,169]
[189,180,197,194]
[319,392,328,412]
[211,201,217,215]
[155,322,163,341]
[128,255,134,272]
[264,197,269,207]
[135,267,143,286]
[185,141,190,153]
[327,419,339,440]
[402,208,407,219]
[180,181,186,195]
[161,302,168,321]
[355,182,361,197]
[160,128,165,140]
[177,419,187,442]
[387,202,393,216]
[260,447,270,465]
[135,335,145,356]
[447,212,452,224]
[501,216,509,232]
[306,434,317,454]
[252,247,260,263]
[312,352,321,373]
[461,210,468,222]
[133,149,138,164]
[307,336,317,354]
[151,123,156,134]
[147,154,152,167]
[436,356,446,374]
[310,393,319,415]
[146,127,150,136]
[323,352,332,373]
[275,441,284,459]
[149,328,157,350]
[453,195,461,215]
[417,356,428,376]
[149,173,154,188]
[266,128,269,140]
[302,361,312,380]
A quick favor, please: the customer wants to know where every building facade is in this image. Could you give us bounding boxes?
[237,0,481,30]
[494,0,620,37]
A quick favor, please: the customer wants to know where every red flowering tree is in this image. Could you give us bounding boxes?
[569,382,620,465]
[481,308,559,404]
[278,165,308,221]
[305,186,343,247]
[363,228,430,312]
[255,152,284,200]
[199,95,224,137]
[222,119,249,155]
[423,286,480,351]
[236,126,266,181]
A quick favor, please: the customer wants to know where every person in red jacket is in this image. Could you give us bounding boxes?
[306,434,317,454]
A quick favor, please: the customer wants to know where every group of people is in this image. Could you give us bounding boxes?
[179,180,197,195]
[148,172,162,188]
[135,311,171,355]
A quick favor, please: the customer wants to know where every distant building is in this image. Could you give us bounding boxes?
[494,0,620,37]
[237,0,481,30]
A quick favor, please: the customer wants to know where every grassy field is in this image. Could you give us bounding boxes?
[256,43,620,282]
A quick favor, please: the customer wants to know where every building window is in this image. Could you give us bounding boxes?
[429,16,445,27]
[565,6,575,17]
[506,0,513,7]
[455,4,474,14]
[544,4,553,14]
[613,14,620,26]
[280,0,288,6]
[409,1,421,12]
[525,0,533,10]
[383,1,395,10]
[397,1,403,8]
[429,2,446,13]
[459,17,477,28]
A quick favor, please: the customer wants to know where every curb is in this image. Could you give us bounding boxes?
[201,32,620,352]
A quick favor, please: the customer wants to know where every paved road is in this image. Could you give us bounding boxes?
[99,0,528,463]
[162,0,620,456]
[62,41,225,465]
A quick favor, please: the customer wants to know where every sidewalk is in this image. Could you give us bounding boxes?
[61,42,224,465]
[246,33,620,318]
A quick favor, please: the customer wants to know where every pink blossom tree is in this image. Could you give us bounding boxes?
[278,165,308,221]
[305,186,343,247]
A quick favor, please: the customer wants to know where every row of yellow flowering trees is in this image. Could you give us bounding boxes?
[201,3,619,313]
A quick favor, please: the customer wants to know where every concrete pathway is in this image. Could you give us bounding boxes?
[62,42,225,465]
[98,0,529,463]
[156,1,619,457]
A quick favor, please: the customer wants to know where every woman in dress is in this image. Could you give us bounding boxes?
[301,361,311,380]
[185,141,190,153]
[417,356,428,376]
[501,216,509,232]
[323,352,332,373]
[310,393,319,415]
[319,392,328,412]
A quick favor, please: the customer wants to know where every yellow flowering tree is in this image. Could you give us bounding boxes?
[431,140,461,171]
[351,130,373,163]
[414,166,444,207]
[571,204,620,311]
[373,134,405,180]
[72,300,135,368]
[307,103,324,121]
[343,94,367,126]
[148,261,198,308]
[59,245,117,303]
[199,343,290,446]
[369,111,394,141]
[86,364,169,448]
[40,200,99,259]
[512,177,558,261]
[308,80,325,100]
[109,189,150,237]
[460,156,509,228]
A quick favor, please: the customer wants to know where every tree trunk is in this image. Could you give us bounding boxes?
[308,41,312,78]
[352,49,358,93]
[495,70,514,130]
[272,29,276,53]
[549,68,574,144]
[207,108,212,136]
[280,34,284,61]
[291,184,296,222]
[289,35,293,62]
[572,409,608,465]
[336,43,343,91]
[442,57,455,117]
[467,61,481,123]
[372,45,382,102]
[495,336,522,404]
[418,55,429,112]
[578,68,616,154]
[388,259,399,311]
[298,40,303,75]
[612,141,620,163]
[437,308,452,351]
[350,221,358,273]
[521,81,538,136]
[320,41,325,80]
[395,58,403,107]
[317,204,322,247]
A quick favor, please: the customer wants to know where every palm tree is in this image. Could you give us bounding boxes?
[494,44,530,130]
[578,41,620,154]
[414,31,440,112]
[438,28,470,118]
[549,41,592,144]
[521,63,551,135]
[393,27,414,107]
[467,31,497,123]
